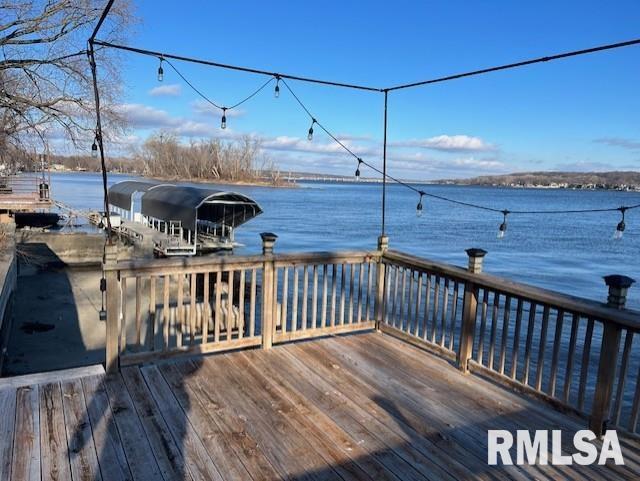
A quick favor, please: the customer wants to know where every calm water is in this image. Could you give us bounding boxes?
[50,172,640,310]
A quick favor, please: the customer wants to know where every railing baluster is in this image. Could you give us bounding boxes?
[150,276,157,350]
[448,281,460,351]
[302,265,309,330]
[249,269,256,337]
[135,277,142,348]
[440,278,450,347]
[563,313,579,403]
[392,266,400,328]
[330,264,337,327]
[414,273,423,337]
[213,272,220,343]
[121,277,128,355]
[406,270,414,334]
[163,275,170,349]
[366,260,374,320]
[522,302,537,385]
[509,299,524,380]
[476,289,489,365]
[312,265,319,328]
[281,268,289,334]
[348,263,355,325]
[339,263,346,325]
[238,270,245,339]
[548,309,565,397]
[176,274,184,347]
[189,274,196,344]
[612,331,634,427]
[488,291,500,371]
[423,274,432,341]
[498,295,511,375]
[321,265,328,327]
[200,272,208,344]
[356,262,364,323]
[431,275,440,343]
[578,317,595,412]
[292,266,299,332]
[535,305,551,391]
[227,270,234,342]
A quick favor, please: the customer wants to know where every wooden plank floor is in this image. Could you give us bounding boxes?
[1,332,639,481]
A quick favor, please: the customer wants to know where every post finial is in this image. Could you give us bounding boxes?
[603,275,635,309]
[260,232,278,255]
[377,235,389,252]
[466,248,487,274]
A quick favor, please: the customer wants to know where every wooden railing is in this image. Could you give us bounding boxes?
[103,244,381,371]
[380,249,640,437]
[104,237,640,437]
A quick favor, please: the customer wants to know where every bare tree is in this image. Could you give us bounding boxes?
[0,0,133,160]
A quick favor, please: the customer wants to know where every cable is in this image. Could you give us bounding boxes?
[281,77,640,217]
[163,58,274,112]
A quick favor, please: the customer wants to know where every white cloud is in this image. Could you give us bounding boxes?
[594,137,640,151]
[391,134,494,152]
[148,84,182,97]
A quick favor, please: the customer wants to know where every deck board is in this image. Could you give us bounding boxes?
[0,332,639,480]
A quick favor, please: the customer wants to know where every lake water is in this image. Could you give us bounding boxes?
[50,172,640,310]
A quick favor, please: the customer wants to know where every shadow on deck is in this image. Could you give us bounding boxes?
[1,332,638,481]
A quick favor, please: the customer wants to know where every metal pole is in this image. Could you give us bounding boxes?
[381,89,388,236]
[88,41,112,236]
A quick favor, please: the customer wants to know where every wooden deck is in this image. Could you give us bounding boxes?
[1,332,639,481]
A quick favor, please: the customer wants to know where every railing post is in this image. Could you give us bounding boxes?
[589,274,635,436]
[374,235,389,330]
[261,233,277,349]
[104,244,120,374]
[457,248,487,373]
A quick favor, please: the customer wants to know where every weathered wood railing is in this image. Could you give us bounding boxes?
[104,234,640,437]
[103,237,381,372]
[379,247,640,437]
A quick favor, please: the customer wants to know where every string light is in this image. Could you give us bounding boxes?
[95,36,640,241]
[157,57,164,82]
[614,207,627,239]
[497,210,509,239]
[416,191,425,217]
[221,107,227,129]
[355,158,362,180]
[91,138,98,158]
[307,119,316,141]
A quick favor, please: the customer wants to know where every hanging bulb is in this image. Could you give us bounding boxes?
[91,139,98,158]
[307,119,316,141]
[416,192,425,217]
[221,108,227,129]
[614,207,626,239]
[355,159,362,180]
[157,58,164,82]
[274,77,280,98]
[497,210,509,239]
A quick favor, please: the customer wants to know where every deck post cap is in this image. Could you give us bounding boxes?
[260,232,278,242]
[465,248,487,258]
[603,275,635,289]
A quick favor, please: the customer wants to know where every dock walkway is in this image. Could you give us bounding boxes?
[1,332,638,481]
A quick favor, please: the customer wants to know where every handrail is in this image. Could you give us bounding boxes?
[383,250,640,331]
[107,250,380,275]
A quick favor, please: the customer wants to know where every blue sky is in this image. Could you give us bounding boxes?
[103,0,640,179]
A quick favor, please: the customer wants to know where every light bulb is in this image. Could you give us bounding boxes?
[274,80,280,98]
[91,140,98,158]
[307,119,315,141]
[614,221,625,239]
[157,59,164,82]
[498,210,509,239]
[221,109,227,129]
[416,192,425,217]
[355,159,362,180]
